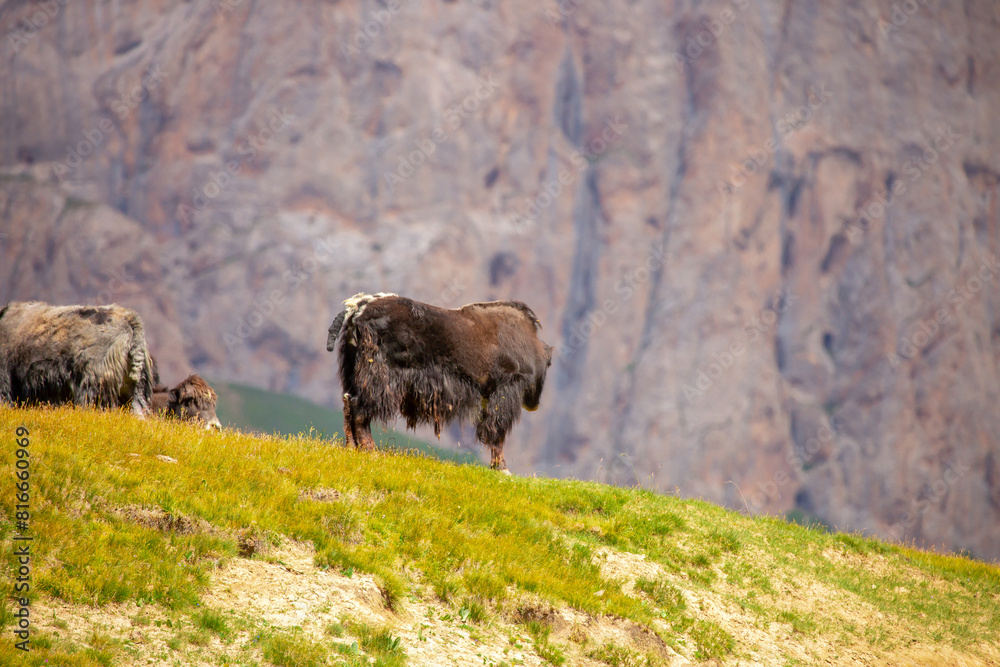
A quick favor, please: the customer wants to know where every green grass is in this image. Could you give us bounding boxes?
[459,597,488,623]
[193,607,230,637]
[262,630,329,667]
[776,609,817,634]
[690,619,735,660]
[635,577,685,617]
[213,381,480,465]
[260,621,404,667]
[587,641,661,666]
[1,405,999,666]
[348,621,406,667]
[0,628,113,666]
[526,620,566,665]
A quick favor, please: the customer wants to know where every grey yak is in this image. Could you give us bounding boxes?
[0,301,155,415]
[326,293,553,472]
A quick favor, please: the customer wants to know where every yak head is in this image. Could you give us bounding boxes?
[522,343,553,412]
[163,375,221,429]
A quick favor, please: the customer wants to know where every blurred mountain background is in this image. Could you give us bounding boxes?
[1,0,998,560]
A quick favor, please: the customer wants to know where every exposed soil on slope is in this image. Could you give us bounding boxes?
[30,537,999,667]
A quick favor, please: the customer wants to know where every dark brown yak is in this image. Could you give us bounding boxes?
[326,293,553,471]
[0,301,155,415]
[152,374,221,429]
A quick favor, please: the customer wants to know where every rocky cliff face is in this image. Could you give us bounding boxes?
[2,0,998,559]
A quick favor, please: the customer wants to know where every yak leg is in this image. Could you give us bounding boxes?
[352,414,377,451]
[342,393,357,448]
[488,438,510,474]
[477,393,514,473]
[344,394,376,451]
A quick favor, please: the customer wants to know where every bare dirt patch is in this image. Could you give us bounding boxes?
[25,539,1000,667]
[595,546,667,595]
[33,597,225,667]
[298,487,343,502]
[114,504,216,535]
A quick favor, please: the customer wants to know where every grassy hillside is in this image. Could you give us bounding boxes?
[1,406,998,666]
[211,381,480,465]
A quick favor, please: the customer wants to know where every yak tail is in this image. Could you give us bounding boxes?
[327,310,347,351]
[150,353,161,387]
[123,311,155,416]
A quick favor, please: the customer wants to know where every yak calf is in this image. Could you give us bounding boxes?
[152,375,221,429]
[326,293,552,471]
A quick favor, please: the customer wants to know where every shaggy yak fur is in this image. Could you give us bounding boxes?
[0,301,155,415]
[152,374,221,429]
[326,293,553,471]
